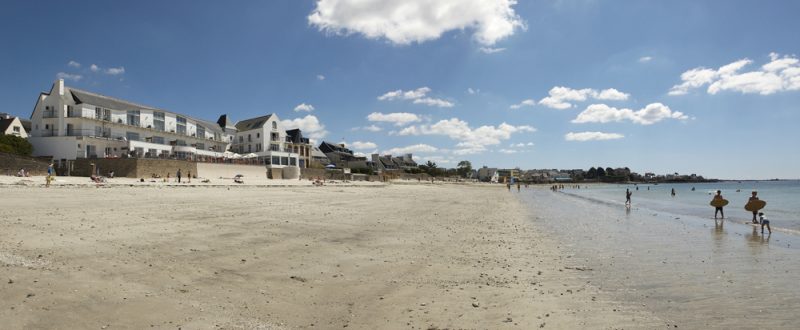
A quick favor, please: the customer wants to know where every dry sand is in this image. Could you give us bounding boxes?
[1,183,659,329]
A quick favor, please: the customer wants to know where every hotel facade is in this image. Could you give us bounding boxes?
[29,79,308,168]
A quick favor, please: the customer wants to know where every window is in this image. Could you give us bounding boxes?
[248,144,252,153]
[175,139,186,146]
[271,132,279,141]
[176,116,186,135]
[272,121,277,130]
[95,107,102,119]
[196,143,205,150]
[290,157,297,166]
[256,143,262,152]
[248,134,252,142]
[152,136,165,144]
[103,109,111,121]
[256,133,260,138]
[272,156,280,165]
[270,144,280,151]
[239,136,243,143]
[127,110,141,127]
[281,157,289,165]
[153,112,165,131]
[13,127,20,133]
[126,132,140,141]
[196,125,205,139]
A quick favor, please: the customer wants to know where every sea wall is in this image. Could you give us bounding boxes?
[0,152,51,176]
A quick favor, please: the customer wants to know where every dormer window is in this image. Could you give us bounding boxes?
[272,122,277,130]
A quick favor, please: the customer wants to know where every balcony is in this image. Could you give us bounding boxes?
[42,110,56,118]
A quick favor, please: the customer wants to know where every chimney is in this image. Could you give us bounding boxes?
[56,79,64,96]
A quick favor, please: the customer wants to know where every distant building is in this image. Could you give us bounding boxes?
[318,141,369,169]
[477,166,499,183]
[231,114,299,168]
[497,168,520,183]
[371,153,418,173]
[0,113,27,138]
[284,129,312,168]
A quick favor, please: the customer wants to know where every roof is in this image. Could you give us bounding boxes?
[0,117,17,133]
[235,115,272,131]
[70,88,158,112]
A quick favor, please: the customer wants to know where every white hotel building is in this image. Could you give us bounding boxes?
[29,79,301,168]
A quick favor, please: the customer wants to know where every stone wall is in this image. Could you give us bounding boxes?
[72,158,197,179]
[0,152,51,176]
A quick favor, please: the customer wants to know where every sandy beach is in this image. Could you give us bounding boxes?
[0,182,659,329]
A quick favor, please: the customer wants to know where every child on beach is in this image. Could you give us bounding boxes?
[625,188,632,207]
[759,212,771,234]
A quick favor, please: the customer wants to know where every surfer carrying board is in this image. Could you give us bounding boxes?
[712,190,726,219]
[746,191,765,224]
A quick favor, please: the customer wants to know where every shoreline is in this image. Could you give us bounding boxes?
[0,184,659,328]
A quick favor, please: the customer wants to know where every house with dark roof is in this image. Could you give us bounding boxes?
[28,79,233,162]
[0,113,27,138]
[318,141,370,169]
[229,113,301,168]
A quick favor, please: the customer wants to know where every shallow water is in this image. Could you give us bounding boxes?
[518,188,800,329]
[564,180,800,233]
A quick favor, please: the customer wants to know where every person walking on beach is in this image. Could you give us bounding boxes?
[713,190,725,219]
[187,170,192,183]
[625,188,632,207]
[748,191,760,224]
[45,162,54,187]
[177,169,182,183]
[759,212,771,234]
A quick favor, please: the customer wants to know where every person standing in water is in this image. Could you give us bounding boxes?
[671,188,676,197]
[625,188,632,207]
[712,190,725,219]
[748,191,760,224]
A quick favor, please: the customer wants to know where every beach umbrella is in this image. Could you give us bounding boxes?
[325,164,336,168]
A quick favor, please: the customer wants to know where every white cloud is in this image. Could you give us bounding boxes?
[366,112,422,126]
[572,103,688,125]
[317,74,326,80]
[398,118,535,154]
[498,149,518,154]
[378,87,454,108]
[479,47,506,54]
[56,72,82,81]
[352,124,382,132]
[467,88,479,95]
[669,53,800,96]
[638,56,653,63]
[565,131,624,142]
[383,144,438,155]
[351,141,377,150]
[280,115,329,141]
[308,0,525,46]
[538,86,630,109]
[509,98,535,109]
[293,103,315,112]
[67,60,81,68]
[105,67,125,75]
[90,64,100,72]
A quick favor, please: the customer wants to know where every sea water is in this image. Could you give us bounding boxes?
[517,186,800,328]
[562,180,800,233]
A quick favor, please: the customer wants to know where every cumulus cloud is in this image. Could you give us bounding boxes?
[366,112,422,126]
[509,99,535,109]
[351,141,377,150]
[90,64,100,72]
[638,56,653,63]
[293,103,315,112]
[669,52,800,96]
[280,115,329,141]
[352,124,382,132]
[397,118,535,154]
[497,149,518,154]
[105,67,125,75]
[383,144,438,155]
[67,60,81,68]
[538,86,630,109]
[56,72,82,81]
[378,87,454,108]
[565,132,624,141]
[308,0,525,46]
[572,103,688,125]
[317,74,326,80]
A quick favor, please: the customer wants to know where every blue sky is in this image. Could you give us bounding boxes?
[2,0,799,179]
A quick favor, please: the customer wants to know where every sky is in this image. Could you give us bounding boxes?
[1,0,799,180]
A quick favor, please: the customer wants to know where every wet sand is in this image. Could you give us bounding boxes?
[521,188,800,329]
[0,183,657,329]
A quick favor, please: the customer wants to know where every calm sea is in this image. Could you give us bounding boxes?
[561,180,800,233]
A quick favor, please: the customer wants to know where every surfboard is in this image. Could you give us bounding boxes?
[744,200,766,212]
[710,199,729,207]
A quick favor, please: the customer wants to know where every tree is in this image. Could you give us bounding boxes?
[587,167,597,179]
[456,160,472,177]
[596,167,606,177]
[0,135,33,156]
[605,167,615,177]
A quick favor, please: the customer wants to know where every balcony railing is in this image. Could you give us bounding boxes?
[42,110,56,118]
